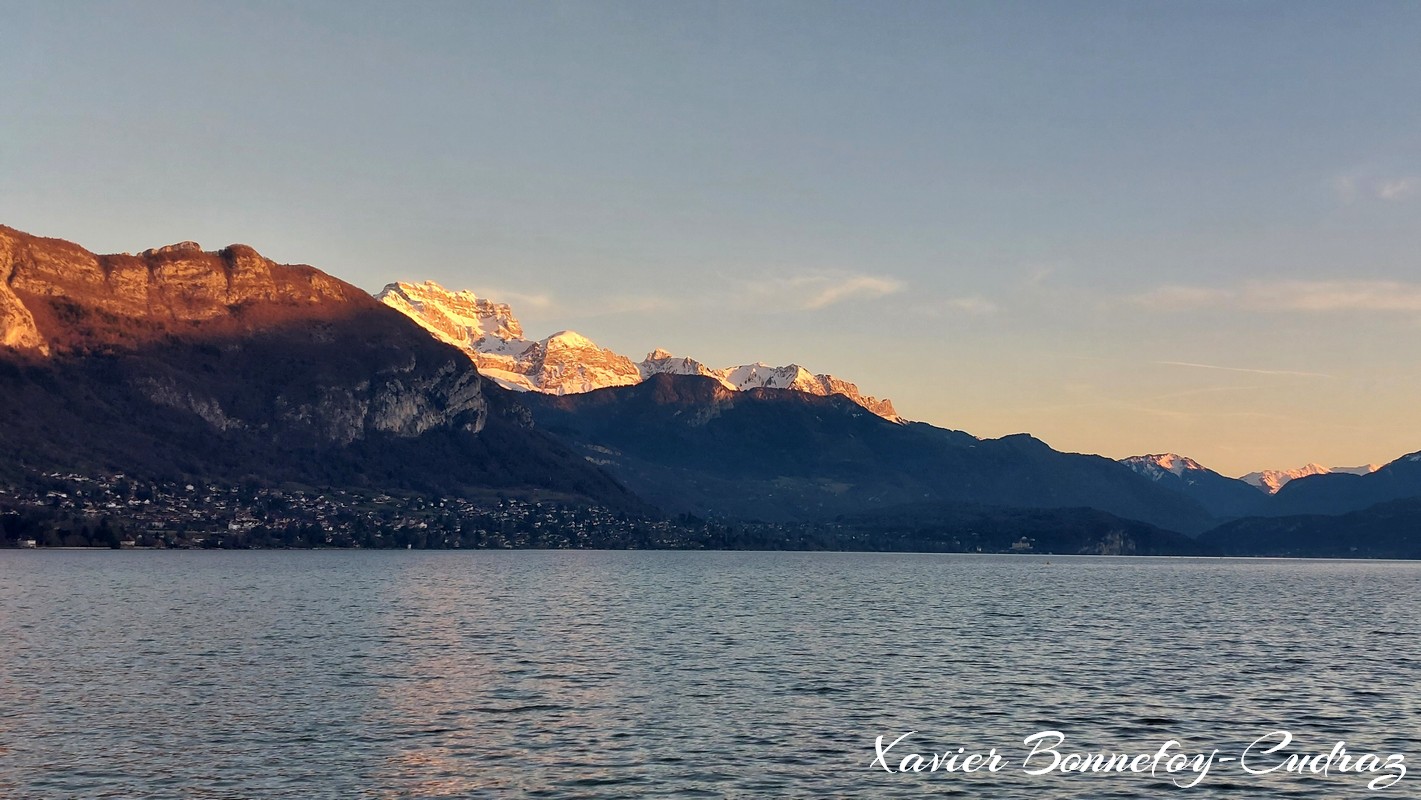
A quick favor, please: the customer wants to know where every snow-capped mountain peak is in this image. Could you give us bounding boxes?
[720,362,815,392]
[1120,453,1207,481]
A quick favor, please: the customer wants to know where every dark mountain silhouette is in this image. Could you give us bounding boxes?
[1264,452,1421,517]
[1118,454,1268,519]
[1199,497,1421,559]
[520,374,1217,533]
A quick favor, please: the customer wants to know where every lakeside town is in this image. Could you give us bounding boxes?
[1,471,1107,554]
[0,471,715,550]
[3,469,939,552]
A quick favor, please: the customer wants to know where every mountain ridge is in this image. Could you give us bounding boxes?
[1118,449,1421,523]
[1241,462,1381,494]
[377,279,901,420]
[521,373,1218,533]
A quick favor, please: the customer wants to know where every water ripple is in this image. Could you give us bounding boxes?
[1,551,1418,797]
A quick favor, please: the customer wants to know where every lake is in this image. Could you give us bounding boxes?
[2,550,1418,797]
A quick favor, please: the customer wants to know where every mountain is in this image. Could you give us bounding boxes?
[1264,451,1421,516]
[1198,497,1421,559]
[519,374,1217,533]
[1119,450,1418,522]
[1119,453,1267,518]
[642,351,901,421]
[378,280,901,420]
[1240,462,1380,494]
[375,281,641,394]
[0,225,637,506]
[1120,453,1206,479]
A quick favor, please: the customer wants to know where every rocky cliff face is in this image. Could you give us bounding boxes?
[375,280,523,348]
[379,279,902,421]
[0,226,490,445]
[0,231,51,354]
[0,226,373,357]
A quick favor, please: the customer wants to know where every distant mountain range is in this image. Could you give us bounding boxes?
[520,374,1217,532]
[1240,462,1381,494]
[1116,451,1418,516]
[377,280,901,420]
[4,224,1421,557]
[1116,451,1421,526]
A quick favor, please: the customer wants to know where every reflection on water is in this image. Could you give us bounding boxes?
[1,550,1419,797]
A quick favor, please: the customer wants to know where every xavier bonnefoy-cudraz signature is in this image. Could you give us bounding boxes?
[872,730,1407,790]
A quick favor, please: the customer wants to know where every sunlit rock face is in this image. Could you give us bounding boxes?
[380,280,902,421]
[699,360,901,422]
[0,226,488,443]
[1,225,366,354]
[377,281,643,395]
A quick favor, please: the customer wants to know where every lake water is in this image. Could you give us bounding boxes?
[1,550,1418,798]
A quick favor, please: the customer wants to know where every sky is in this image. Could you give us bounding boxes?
[3,1,1419,476]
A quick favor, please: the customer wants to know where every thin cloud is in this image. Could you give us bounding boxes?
[1130,285,1231,310]
[578,295,677,317]
[1129,280,1421,313]
[944,296,999,315]
[1251,280,1421,312]
[906,296,999,317]
[1377,177,1417,201]
[1154,361,1334,379]
[1332,168,1417,203]
[741,272,906,311]
[802,275,905,310]
[1146,385,1258,401]
[472,287,676,318]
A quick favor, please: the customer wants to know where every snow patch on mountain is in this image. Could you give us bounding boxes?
[640,352,901,420]
[1120,453,1207,481]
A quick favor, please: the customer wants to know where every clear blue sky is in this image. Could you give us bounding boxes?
[4,1,1420,475]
